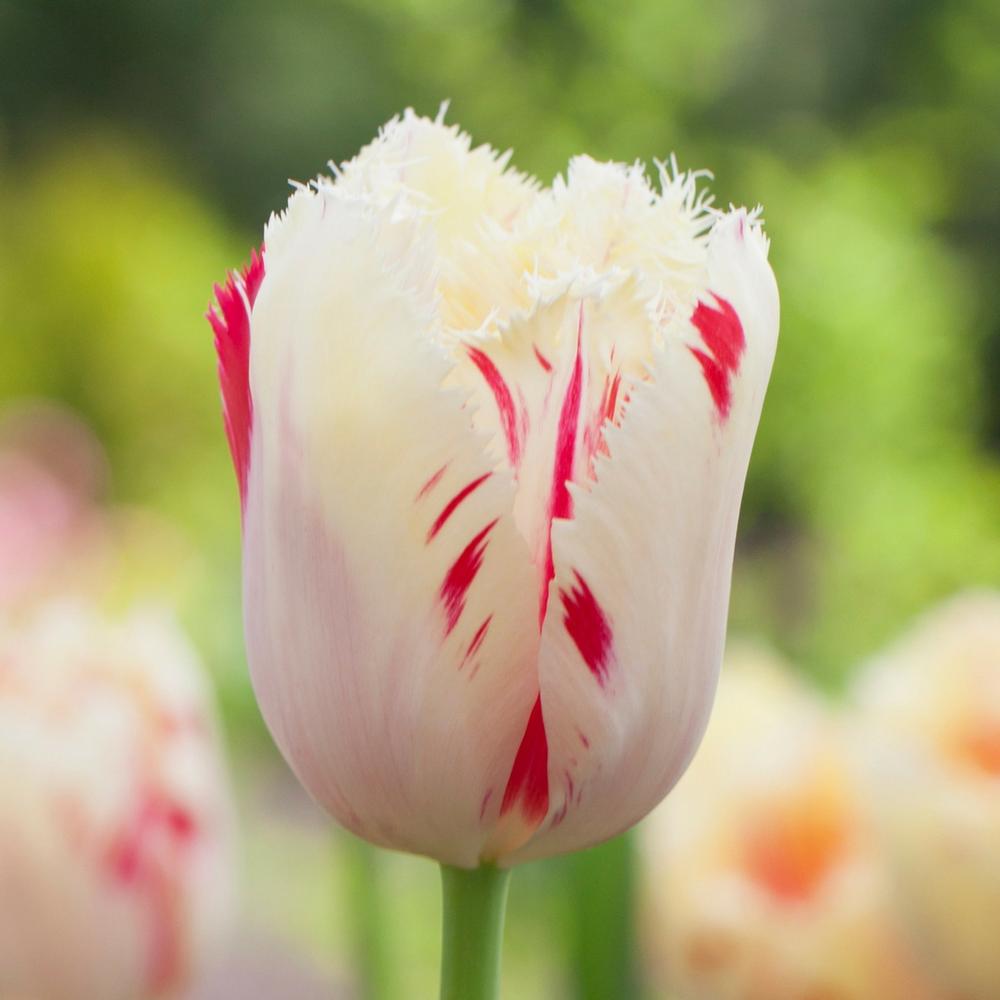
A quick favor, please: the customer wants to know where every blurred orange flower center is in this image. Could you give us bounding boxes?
[740,775,851,902]
[956,716,1000,776]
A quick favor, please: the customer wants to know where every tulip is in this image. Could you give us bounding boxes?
[640,648,944,1000]
[854,592,1000,1000]
[209,109,778,997]
[0,603,235,1000]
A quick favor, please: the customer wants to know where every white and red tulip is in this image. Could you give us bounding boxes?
[209,110,778,867]
[0,603,235,1000]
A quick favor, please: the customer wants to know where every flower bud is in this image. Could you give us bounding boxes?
[0,604,235,1000]
[209,110,779,866]
[641,649,941,1000]
[855,592,1000,1000]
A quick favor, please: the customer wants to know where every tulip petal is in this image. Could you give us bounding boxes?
[455,275,672,849]
[241,188,541,867]
[207,248,264,510]
[506,209,779,863]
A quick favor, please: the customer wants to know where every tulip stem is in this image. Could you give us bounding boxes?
[439,863,512,1000]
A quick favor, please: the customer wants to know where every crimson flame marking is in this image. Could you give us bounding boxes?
[207,247,264,510]
[461,614,493,671]
[539,309,585,627]
[416,463,448,500]
[467,345,523,467]
[105,787,198,992]
[427,473,492,542]
[500,307,588,825]
[688,294,745,420]
[440,519,498,636]
[499,694,549,822]
[561,571,614,686]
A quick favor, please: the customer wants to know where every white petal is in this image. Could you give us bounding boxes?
[506,209,779,864]
[244,188,540,867]
[332,108,541,332]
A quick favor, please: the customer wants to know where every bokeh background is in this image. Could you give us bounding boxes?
[1,0,998,997]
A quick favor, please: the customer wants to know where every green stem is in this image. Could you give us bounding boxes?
[344,836,393,1000]
[439,863,512,1000]
[566,834,639,1000]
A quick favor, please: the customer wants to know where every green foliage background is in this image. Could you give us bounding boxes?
[1,1,998,996]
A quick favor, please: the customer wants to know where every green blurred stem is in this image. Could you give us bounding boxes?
[439,863,512,1000]
[345,836,393,1000]
[566,834,639,1000]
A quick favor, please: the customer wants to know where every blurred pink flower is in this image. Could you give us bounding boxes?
[0,403,199,614]
[0,403,105,607]
[0,603,235,1000]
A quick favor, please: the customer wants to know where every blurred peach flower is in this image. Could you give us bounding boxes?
[855,592,1000,1000]
[0,603,235,1000]
[641,647,942,1000]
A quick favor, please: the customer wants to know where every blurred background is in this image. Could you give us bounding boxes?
[1,0,998,998]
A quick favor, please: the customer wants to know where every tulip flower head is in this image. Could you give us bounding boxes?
[0,604,234,1000]
[855,592,1000,1000]
[640,650,943,1000]
[209,109,779,868]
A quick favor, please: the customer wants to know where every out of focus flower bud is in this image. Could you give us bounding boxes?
[641,647,941,1000]
[0,603,235,1000]
[855,592,1000,1000]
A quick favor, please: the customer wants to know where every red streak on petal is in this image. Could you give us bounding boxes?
[534,345,553,372]
[690,348,730,417]
[479,788,494,821]
[107,798,157,884]
[427,473,492,542]
[539,308,586,627]
[416,463,448,500]
[499,310,590,831]
[467,346,522,467]
[551,326,585,523]
[584,369,623,470]
[561,571,614,686]
[440,519,497,635]
[500,695,550,821]
[107,830,141,884]
[106,795,198,884]
[462,614,493,669]
[165,805,196,840]
[146,862,183,993]
[243,247,265,302]
[207,247,264,510]
[688,294,745,420]
[694,296,744,371]
[605,371,622,422]
[103,789,198,992]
